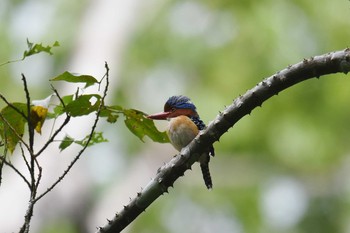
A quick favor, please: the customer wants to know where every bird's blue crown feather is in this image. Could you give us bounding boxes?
[165,95,197,112]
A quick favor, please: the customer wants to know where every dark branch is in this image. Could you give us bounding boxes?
[96,49,350,233]
[19,74,37,233]
[21,74,34,152]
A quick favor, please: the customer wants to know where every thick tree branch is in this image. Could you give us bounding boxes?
[97,49,350,233]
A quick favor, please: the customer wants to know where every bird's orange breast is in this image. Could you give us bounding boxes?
[167,115,199,151]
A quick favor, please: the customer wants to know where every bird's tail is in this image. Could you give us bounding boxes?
[199,154,213,189]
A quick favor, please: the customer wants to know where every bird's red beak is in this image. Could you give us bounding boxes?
[147,111,171,120]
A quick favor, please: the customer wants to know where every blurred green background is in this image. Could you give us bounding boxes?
[1,0,350,233]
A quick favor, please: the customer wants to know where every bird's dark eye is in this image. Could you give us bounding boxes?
[171,107,176,112]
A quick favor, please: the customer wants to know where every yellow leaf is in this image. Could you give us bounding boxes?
[30,105,48,134]
[30,94,53,134]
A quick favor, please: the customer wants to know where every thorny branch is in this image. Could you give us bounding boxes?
[22,74,34,152]
[96,49,350,233]
[19,74,36,233]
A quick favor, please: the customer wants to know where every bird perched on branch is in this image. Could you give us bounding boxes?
[147,95,214,189]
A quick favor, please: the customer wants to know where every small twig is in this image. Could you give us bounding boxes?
[34,156,42,190]
[20,143,31,178]
[0,154,4,186]
[0,139,7,187]
[0,156,31,189]
[0,58,24,67]
[97,62,109,92]
[51,85,67,108]
[35,115,70,158]
[35,86,71,158]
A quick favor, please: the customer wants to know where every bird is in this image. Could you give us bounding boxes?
[147,95,214,189]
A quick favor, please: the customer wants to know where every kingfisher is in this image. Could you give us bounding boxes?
[147,95,214,189]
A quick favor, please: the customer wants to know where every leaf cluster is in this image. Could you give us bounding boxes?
[0,40,168,157]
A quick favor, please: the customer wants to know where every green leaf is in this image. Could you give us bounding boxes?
[59,132,107,152]
[0,40,59,67]
[100,105,123,123]
[65,94,101,117]
[0,103,27,153]
[75,132,108,147]
[51,71,98,88]
[123,109,169,143]
[59,135,74,151]
[48,94,74,119]
[23,39,59,59]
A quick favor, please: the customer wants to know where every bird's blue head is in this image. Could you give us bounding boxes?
[148,95,198,120]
